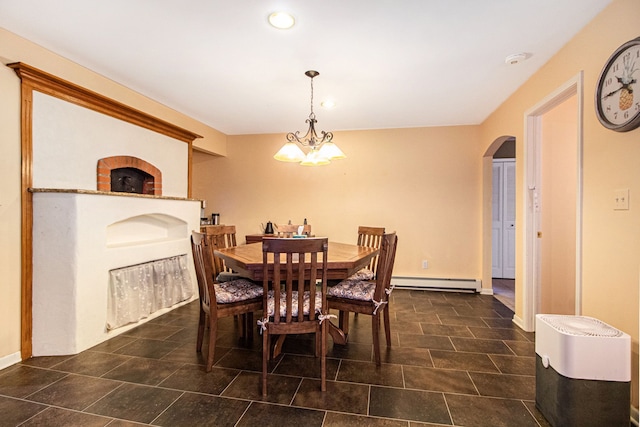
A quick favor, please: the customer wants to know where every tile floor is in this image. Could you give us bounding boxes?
[0,289,554,426]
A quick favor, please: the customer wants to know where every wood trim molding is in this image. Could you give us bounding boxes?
[8,63,202,143]
[9,62,201,359]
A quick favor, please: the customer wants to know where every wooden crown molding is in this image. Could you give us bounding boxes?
[8,62,202,143]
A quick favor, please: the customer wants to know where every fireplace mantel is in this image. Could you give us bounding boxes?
[29,187,202,202]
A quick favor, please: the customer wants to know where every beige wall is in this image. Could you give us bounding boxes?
[480,0,640,404]
[193,126,484,280]
[0,28,226,363]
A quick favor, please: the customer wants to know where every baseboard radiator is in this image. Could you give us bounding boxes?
[392,276,481,292]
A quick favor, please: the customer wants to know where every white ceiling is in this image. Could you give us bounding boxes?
[0,0,611,135]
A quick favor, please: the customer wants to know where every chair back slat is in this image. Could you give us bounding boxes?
[274,223,312,238]
[191,231,218,315]
[372,232,398,302]
[202,225,238,274]
[357,226,385,273]
[262,237,328,325]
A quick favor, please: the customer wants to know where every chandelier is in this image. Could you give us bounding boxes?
[274,70,346,166]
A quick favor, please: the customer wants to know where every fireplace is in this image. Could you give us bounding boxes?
[97,155,162,195]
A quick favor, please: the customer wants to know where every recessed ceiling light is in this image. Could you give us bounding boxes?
[268,12,295,30]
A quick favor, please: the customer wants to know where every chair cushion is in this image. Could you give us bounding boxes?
[267,290,322,317]
[327,279,376,301]
[214,279,263,303]
[348,268,374,281]
[216,271,243,282]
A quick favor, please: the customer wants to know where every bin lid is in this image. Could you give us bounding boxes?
[537,314,623,338]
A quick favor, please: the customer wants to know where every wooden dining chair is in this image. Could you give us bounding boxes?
[327,232,397,365]
[259,237,329,396]
[203,225,241,282]
[191,231,263,372]
[274,223,311,237]
[357,226,385,277]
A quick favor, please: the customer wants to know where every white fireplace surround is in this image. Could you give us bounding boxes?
[29,90,200,356]
[32,191,200,355]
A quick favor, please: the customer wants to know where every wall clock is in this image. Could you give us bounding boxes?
[595,36,640,132]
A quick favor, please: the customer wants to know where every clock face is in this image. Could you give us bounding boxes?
[595,37,640,132]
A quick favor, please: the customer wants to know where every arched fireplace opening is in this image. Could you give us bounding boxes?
[97,155,162,195]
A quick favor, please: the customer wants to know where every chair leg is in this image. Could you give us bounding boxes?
[196,309,206,352]
[372,313,381,366]
[262,329,269,396]
[383,304,392,347]
[246,312,254,341]
[206,316,218,372]
[321,321,327,392]
[339,311,350,335]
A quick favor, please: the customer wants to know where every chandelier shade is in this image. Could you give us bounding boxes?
[275,70,345,166]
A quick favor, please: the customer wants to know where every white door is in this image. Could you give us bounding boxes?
[492,159,516,279]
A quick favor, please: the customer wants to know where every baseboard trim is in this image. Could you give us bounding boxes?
[0,351,21,370]
[393,276,481,292]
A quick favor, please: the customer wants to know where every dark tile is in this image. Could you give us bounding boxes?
[20,355,73,368]
[113,338,182,359]
[84,382,181,423]
[369,386,451,424]
[450,337,514,354]
[337,360,404,387]
[385,320,423,335]
[0,365,67,398]
[27,374,121,410]
[523,400,553,427]
[430,350,499,373]
[396,311,439,324]
[419,323,473,338]
[161,341,231,365]
[482,317,518,329]
[19,406,112,426]
[292,378,369,415]
[403,365,477,394]
[52,351,130,376]
[236,401,325,427]
[490,354,536,375]
[454,306,502,317]
[324,411,408,427]
[102,357,181,385]
[89,335,139,353]
[468,371,535,400]
[273,354,340,380]
[505,340,535,356]
[159,363,239,395]
[438,314,489,327]
[413,302,457,316]
[216,348,264,372]
[0,395,48,426]
[121,322,184,340]
[398,333,454,351]
[446,393,540,427]
[328,341,374,362]
[223,371,301,404]
[153,392,249,427]
[468,326,529,341]
[381,346,433,367]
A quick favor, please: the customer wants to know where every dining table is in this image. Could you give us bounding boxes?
[214,240,379,348]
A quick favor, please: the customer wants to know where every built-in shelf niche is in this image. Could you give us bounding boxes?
[106,213,187,248]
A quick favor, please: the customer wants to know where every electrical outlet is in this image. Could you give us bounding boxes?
[614,189,629,210]
[422,260,428,269]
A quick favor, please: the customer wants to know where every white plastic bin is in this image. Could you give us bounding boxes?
[535,314,630,427]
